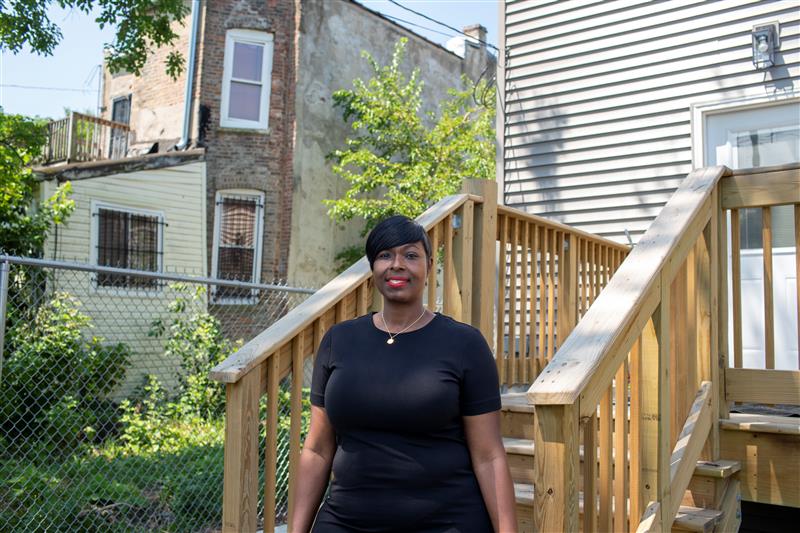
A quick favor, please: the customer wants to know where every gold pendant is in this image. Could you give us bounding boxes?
[387,338,394,345]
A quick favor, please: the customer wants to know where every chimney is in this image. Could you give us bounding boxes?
[462,24,487,49]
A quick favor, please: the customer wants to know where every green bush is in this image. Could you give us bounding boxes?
[149,284,241,419]
[0,292,130,449]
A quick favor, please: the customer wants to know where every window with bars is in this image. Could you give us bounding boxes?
[94,206,163,288]
[212,191,265,302]
[220,29,274,130]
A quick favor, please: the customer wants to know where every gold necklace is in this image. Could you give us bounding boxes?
[380,308,427,345]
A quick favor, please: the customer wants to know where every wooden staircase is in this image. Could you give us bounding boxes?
[210,164,799,532]
[500,394,742,532]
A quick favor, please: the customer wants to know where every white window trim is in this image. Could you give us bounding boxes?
[211,189,265,304]
[690,90,800,168]
[220,29,274,130]
[89,200,165,295]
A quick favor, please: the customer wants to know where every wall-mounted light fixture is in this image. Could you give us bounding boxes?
[752,22,780,69]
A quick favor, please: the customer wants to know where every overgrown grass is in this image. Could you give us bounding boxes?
[0,418,224,532]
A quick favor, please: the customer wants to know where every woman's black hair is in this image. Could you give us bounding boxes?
[365,215,432,269]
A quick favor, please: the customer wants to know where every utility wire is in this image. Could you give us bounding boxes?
[1,83,98,92]
[386,0,500,52]
[381,13,457,39]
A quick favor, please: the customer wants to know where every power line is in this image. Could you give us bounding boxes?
[386,0,500,52]
[380,13,457,39]
[0,83,98,93]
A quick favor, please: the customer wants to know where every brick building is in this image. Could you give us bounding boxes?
[101,0,495,294]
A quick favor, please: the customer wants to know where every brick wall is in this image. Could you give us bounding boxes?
[199,0,296,284]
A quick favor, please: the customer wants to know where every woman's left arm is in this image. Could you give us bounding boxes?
[464,411,518,533]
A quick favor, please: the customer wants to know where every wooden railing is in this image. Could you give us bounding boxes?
[42,111,130,164]
[527,163,800,532]
[209,178,629,531]
[496,206,628,387]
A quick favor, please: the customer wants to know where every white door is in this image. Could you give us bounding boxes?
[704,99,799,370]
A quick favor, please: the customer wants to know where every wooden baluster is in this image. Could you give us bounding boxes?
[221,369,261,532]
[731,209,743,368]
[657,276,672,530]
[582,239,589,315]
[717,201,730,423]
[509,218,519,385]
[453,202,474,323]
[629,337,644,525]
[520,222,529,384]
[286,335,305,527]
[547,229,556,363]
[497,215,507,385]
[538,226,547,374]
[590,241,598,305]
[444,215,457,318]
[670,259,687,446]
[533,404,580,533]
[428,223,439,311]
[699,207,717,459]
[583,413,598,532]
[599,385,613,532]
[614,360,630,532]
[356,281,369,317]
[796,206,800,368]
[263,354,280,533]
[530,223,540,378]
[762,208,775,369]
[558,233,578,353]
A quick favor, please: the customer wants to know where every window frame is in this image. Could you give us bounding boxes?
[210,189,266,304]
[89,200,165,294]
[219,29,274,131]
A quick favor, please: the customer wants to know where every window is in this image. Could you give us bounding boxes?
[92,204,164,289]
[110,95,131,158]
[220,29,274,130]
[211,191,265,303]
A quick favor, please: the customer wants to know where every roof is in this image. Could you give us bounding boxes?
[34,148,206,182]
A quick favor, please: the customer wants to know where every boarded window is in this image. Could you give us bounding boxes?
[96,208,161,288]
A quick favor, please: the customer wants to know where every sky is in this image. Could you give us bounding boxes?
[0,0,499,120]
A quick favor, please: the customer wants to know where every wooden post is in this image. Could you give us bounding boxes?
[533,403,580,533]
[462,179,498,348]
[717,198,730,420]
[656,275,671,532]
[66,112,76,163]
[221,369,261,533]
[640,317,660,522]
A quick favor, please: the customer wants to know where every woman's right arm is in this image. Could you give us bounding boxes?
[288,405,336,533]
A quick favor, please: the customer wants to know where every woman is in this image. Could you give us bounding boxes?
[290,215,518,533]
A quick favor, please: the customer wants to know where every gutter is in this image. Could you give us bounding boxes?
[176,0,201,150]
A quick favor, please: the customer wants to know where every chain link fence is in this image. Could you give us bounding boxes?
[0,256,316,532]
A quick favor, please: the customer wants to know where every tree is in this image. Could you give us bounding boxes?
[0,0,189,78]
[325,37,495,243]
[0,112,74,257]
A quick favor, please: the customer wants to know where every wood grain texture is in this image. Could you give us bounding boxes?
[527,167,726,410]
[262,355,280,533]
[724,368,800,405]
[762,208,775,369]
[720,167,800,209]
[286,336,305,527]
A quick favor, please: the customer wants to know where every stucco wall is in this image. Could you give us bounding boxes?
[288,0,487,288]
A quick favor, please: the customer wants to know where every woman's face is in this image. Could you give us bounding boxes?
[372,240,431,305]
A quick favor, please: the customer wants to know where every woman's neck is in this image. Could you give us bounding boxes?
[381,300,427,326]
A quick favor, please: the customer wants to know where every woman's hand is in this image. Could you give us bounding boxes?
[288,405,336,533]
[464,410,518,533]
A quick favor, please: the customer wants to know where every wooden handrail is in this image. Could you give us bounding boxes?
[209,192,477,384]
[71,111,130,131]
[527,166,729,411]
[497,205,630,253]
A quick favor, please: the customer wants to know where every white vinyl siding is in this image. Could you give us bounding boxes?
[501,0,800,243]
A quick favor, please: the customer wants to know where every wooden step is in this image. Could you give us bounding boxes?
[513,483,724,533]
[720,413,800,435]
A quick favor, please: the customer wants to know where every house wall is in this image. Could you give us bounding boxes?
[101,13,192,152]
[288,0,493,287]
[501,0,800,243]
[41,161,207,396]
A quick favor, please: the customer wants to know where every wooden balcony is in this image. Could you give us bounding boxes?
[210,165,800,532]
[41,111,130,165]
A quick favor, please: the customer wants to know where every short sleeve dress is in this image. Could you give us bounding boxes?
[309,312,501,533]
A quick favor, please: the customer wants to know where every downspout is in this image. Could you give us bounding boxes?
[176,0,201,150]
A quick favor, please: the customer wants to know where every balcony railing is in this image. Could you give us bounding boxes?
[42,111,130,165]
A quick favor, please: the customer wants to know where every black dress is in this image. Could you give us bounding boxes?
[309,312,500,533]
